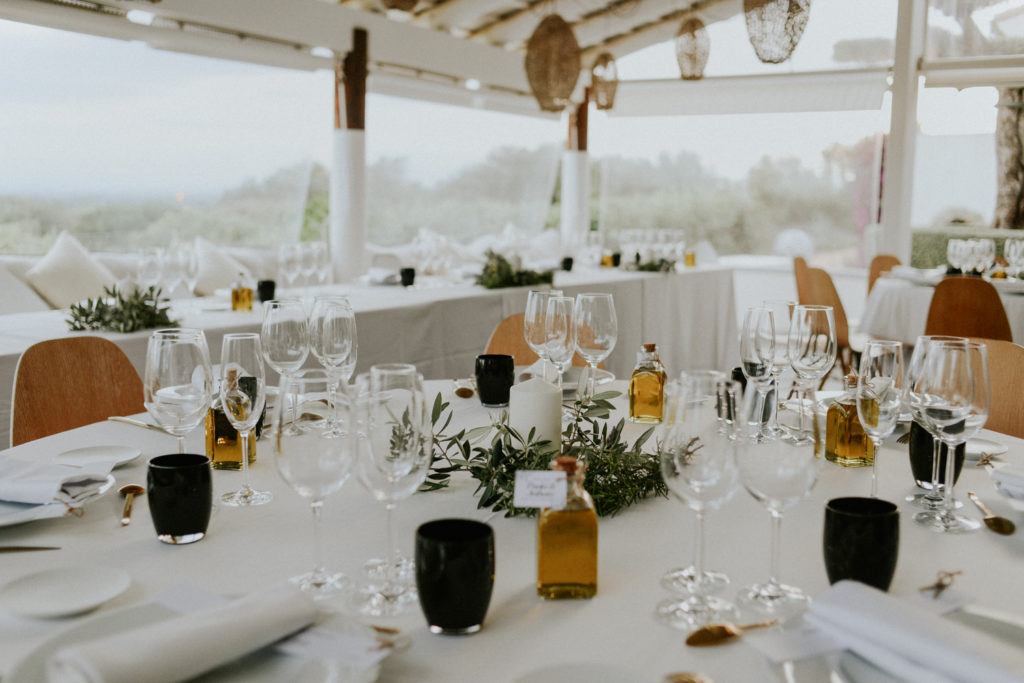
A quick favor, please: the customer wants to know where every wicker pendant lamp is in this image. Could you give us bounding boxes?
[743,0,811,64]
[525,14,581,112]
[675,17,709,80]
[381,0,416,11]
[590,53,618,110]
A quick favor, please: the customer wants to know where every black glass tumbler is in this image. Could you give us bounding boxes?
[474,354,515,408]
[823,497,899,591]
[400,267,416,287]
[416,518,495,635]
[908,420,965,490]
[257,279,276,303]
[147,453,213,545]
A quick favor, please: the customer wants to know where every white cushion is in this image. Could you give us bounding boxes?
[193,237,252,296]
[0,265,50,313]
[24,232,117,309]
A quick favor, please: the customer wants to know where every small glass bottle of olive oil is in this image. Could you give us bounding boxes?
[537,456,598,599]
[825,374,873,467]
[205,368,259,470]
[629,343,666,423]
[231,273,254,311]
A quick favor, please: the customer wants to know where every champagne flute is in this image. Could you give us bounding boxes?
[913,340,989,533]
[309,295,357,437]
[143,328,214,453]
[573,293,618,398]
[856,340,903,498]
[219,333,271,507]
[273,370,355,596]
[740,306,775,441]
[261,299,310,435]
[544,296,575,391]
[656,373,740,628]
[524,289,563,382]
[787,305,836,445]
[353,363,431,616]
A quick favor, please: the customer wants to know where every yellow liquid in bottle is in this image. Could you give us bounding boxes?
[204,408,256,470]
[231,286,254,311]
[629,369,665,423]
[825,398,873,467]
[537,507,598,599]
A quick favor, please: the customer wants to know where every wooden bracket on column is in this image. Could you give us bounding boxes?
[575,87,589,152]
[339,28,368,131]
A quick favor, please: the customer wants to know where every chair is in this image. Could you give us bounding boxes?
[868,254,900,295]
[971,337,1024,439]
[11,337,144,447]
[924,277,1013,342]
[804,267,865,384]
[485,313,588,368]
[793,256,812,305]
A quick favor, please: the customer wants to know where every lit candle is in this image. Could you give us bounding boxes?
[508,378,562,451]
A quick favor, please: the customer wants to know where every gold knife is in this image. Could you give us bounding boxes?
[0,546,60,553]
[107,416,168,435]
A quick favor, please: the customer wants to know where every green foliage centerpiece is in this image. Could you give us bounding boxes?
[476,250,554,289]
[67,285,178,333]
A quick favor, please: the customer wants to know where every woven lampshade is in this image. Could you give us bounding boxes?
[525,14,581,112]
[381,0,417,11]
[590,53,618,110]
[743,0,811,64]
[675,17,709,80]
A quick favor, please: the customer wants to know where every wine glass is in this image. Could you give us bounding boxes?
[656,373,740,629]
[309,295,357,437]
[786,305,836,445]
[219,333,271,507]
[353,363,431,616]
[261,299,310,434]
[1005,238,1024,278]
[544,296,575,391]
[912,340,990,533]
[273,370,356,596]
[573,293,618,398]
[735,383,822,618]
[761,299,794,435]
[524,289,563,382]
[740,306,775,441]
[143,328,214,453]
[856,340,903,498]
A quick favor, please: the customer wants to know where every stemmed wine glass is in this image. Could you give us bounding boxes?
[912,340,990,533]
[787,305,836,445]
[261,299,310,434]
[573,293,617,398]
[309,295,357,437]
[524,289,563,382]
[273,370,356,596]
[856,340,903,498]
[735,383,822,618]
[353,363,431,616]
[761,299,794,435]
[219,333,271,507]
[657,372,740,629]
[544,296,575,391]
[740,306,776,441]
[143,328,214,453]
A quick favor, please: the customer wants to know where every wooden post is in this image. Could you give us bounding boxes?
[342,28,368,131]
[576,87,589,152]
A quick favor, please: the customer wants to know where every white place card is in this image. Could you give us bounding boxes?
[513,470,567,509]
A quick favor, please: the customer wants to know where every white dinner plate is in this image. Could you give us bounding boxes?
[966,437,1009,460]
[0,566,130,619]
[0,474,115,528]
[6,601,380,683]
[56,445,141,469]
[559,367,615,393]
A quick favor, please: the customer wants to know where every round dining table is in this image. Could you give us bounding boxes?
[0,380,1022,682]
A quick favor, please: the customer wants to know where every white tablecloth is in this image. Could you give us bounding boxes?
[0,381,1022,681]
[859,277,1024,345]
[0,266,739,448]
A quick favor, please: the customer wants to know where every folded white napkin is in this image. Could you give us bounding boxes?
[806,581,1024,683]
[46,584,318,683]
[0,457,111,506]
[991,465,1024,500]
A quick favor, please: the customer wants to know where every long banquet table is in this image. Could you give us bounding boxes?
[1,380,1023,681]
[0,266,738,448]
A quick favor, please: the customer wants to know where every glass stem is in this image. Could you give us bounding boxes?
[768,376,780,431]
[177,436,186,454]
[587,362,598,400]
[239,429,252,493]
[769,510,784,586]
[693,510,706,579]
[942,440,957,514]
[326,374,339,430]
[926,437,944,503]
[870,439,880,498]
[796,385,807,436]
[385,501,398,582]
[310,499,325,577]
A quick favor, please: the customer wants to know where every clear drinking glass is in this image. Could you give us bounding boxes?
[524,289,563,382]
[761,299,794,434]
[273,370,355,597]
[740,306,776,441]
[856,340,904,498]
[656,373,740,629]
[787,305,836,445]
[544,296,575,390]
[352,364,431,616]
[912,340,990,533]
[219,333,271,507]
[261,299,310,434]
[143,328,214,453]
[572,293,617,398]
[309,295,357,437]
[1005,239,1024,277]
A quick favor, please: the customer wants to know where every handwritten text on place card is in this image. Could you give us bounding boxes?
[514,470,567,509]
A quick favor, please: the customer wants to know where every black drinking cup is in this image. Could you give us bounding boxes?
[400,267,416,287]
[823,497,899,591]
[416,519,495,635]
[908,420,965,490]
[256,279,276,303]
[474,354,515,408]
[147,453,213,545]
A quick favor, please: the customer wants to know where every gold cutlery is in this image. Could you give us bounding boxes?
[0,546,60,553]
[968,491,1016,535]
[665,673,714,683]
[119,484,145,526]
[896,431,911,445]
[685,619,776,646]
[107,416,168,435]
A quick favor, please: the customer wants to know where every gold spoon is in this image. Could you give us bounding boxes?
[685,619,776,647]
[968,491,1016,535]
[119,484,145,526]
[665,673,714,683]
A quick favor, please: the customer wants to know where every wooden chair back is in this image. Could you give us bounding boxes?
[868,254,900,295]
[971,337,1024,439]
[485,313,589,368]
[805,267,850,349]
[924,277,1013,342]
[793,256,812,305]
[12,337,144,447]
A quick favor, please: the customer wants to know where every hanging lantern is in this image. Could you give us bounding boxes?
[675,17,709,80]
[743,0,811,64]
[590,53,618,110]
[525,14,581,112]
[381,0,416,11]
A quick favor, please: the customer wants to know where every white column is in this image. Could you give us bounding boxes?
[560,150,590,252]
[329,129,368,283]
[880,0,926,264]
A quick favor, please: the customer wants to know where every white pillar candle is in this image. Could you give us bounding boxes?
[508,378,562,451]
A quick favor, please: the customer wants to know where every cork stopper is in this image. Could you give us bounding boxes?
[643,343,657,352]
[554,456,579,475]
[844,373,858,390]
